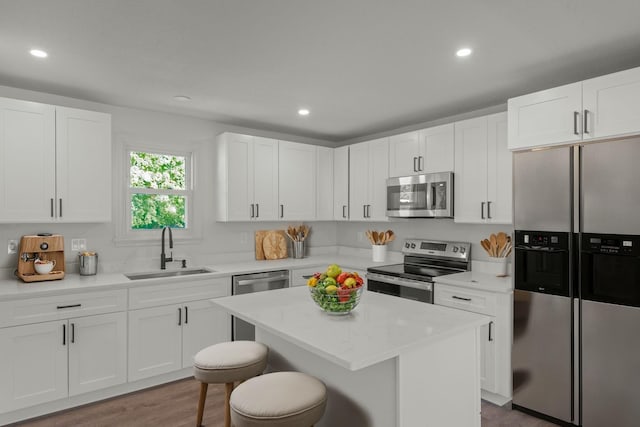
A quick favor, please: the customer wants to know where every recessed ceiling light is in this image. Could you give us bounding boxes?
[298,109,310,116]
[173,95,191,102]
[456,47,472,57]
[30,49,48,58]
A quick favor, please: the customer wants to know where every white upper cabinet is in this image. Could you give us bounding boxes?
[56,107,112,222]
[278,141,317,221]
[389,131,421,177]
[0,98,111,223]
[582,67,640,140]
[508,66,640,150]
[388,124,454,177]
[508,83,582,151]
[216,133,278,221]
[421,123,454,173]
[349,138,389,221]
[0,98,56,222]
[333,146,349,221]
[455,112,511,224]
[316,146,334,221]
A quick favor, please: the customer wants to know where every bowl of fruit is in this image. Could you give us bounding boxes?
[307,264,364,315]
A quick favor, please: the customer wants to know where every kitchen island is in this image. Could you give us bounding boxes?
[211,286,490,427]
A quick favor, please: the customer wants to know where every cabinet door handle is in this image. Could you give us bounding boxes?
[255,203,259,218]
[367,205,371,218]
[57,304,81,309]
[342,205,347,218]
[584,109,590,134]
[71,323,75,343]
[413,157,418,172]
[418,156,424,171]
[250,204,254,218]
[280,205,284,218]
[62,323,66,346]
[573,111,580,135]
[50,198,54,218]
[178,307,182,326]
[487,201,492,219]
[481,202,485,219]
[363,204,367,218]
[59,199,62,218]
[184,306,188,324]
[452,295,472,302]
[488,321,494,342]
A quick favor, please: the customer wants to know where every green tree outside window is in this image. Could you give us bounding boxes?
[129,151,187,229]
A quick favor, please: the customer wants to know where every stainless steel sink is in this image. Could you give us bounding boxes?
[125,268,215,280]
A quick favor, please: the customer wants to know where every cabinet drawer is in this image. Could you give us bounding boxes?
[0,289,127,328]
[434,284,497,316]
[290,266,323,287]
[129,277,230,309]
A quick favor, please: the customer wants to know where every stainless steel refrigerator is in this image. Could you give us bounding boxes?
[512,138,640,426]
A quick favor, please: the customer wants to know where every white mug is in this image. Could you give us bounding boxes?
[34,258,56,275]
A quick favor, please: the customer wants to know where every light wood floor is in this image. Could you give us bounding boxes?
[12,378,559,427]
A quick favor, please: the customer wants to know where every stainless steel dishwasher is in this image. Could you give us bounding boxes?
[231,270,289,340]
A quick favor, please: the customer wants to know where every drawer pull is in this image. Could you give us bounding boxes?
[57,304,82,309]
[452,295,472,302]
[302,275,314,279]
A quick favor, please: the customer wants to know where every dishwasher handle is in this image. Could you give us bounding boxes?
[233,270,290,288]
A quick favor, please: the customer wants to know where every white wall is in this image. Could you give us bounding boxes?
[0,85,337,273]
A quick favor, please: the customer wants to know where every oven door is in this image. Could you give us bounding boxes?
[386,173,453,218]
[366,272,433,303]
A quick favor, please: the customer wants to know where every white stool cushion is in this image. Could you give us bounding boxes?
[230,371,327,427]
[193,341,268,384]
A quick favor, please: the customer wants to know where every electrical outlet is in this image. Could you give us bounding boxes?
[7,239,18,254]
[71,239,87,251]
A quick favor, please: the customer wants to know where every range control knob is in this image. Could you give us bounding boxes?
[452,246,459,252]
[40,242,49,250]
[410,243,416,249]
[405,242,410,248]
[460,247,466,254]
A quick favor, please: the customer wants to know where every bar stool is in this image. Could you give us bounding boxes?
[230,371,327,427]
[193,341,268,427]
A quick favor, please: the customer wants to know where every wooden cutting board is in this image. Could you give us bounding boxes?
[263,230,288,260]
[255,230,288,260]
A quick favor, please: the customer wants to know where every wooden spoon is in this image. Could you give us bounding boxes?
[489,234,498,257]
[372,231,379,245]
[480,239,491,255]
[496,232,507,256]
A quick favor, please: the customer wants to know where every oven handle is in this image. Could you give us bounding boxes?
[366,273,432,291]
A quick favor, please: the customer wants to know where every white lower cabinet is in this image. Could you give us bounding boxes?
[128,278,231,381]
[434,281,511,402]
[128,300,230,381]
[0,321,67,412]
[0,311,126,412]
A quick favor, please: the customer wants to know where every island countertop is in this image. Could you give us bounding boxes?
[211,286,490,371]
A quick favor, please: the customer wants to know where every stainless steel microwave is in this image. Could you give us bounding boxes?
[386,172,454,218]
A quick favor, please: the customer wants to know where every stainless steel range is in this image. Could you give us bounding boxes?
[367,239,471,303]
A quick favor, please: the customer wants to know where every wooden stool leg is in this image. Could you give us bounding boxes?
[196,382,208,427]
[224,382,234,427]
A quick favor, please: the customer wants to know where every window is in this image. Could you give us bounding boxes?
[128,151,190,230]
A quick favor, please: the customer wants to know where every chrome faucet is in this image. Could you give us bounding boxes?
[160,226,173,269]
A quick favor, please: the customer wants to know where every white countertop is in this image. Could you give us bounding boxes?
[211,286,490,371]
[433,271,513,294]
[0,254,383,300]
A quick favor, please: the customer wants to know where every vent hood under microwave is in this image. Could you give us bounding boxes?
[386,172,454,218]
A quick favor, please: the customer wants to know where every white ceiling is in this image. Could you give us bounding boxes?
[2,1,640,142]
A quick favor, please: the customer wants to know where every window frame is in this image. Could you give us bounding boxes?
[115,140,201,245]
